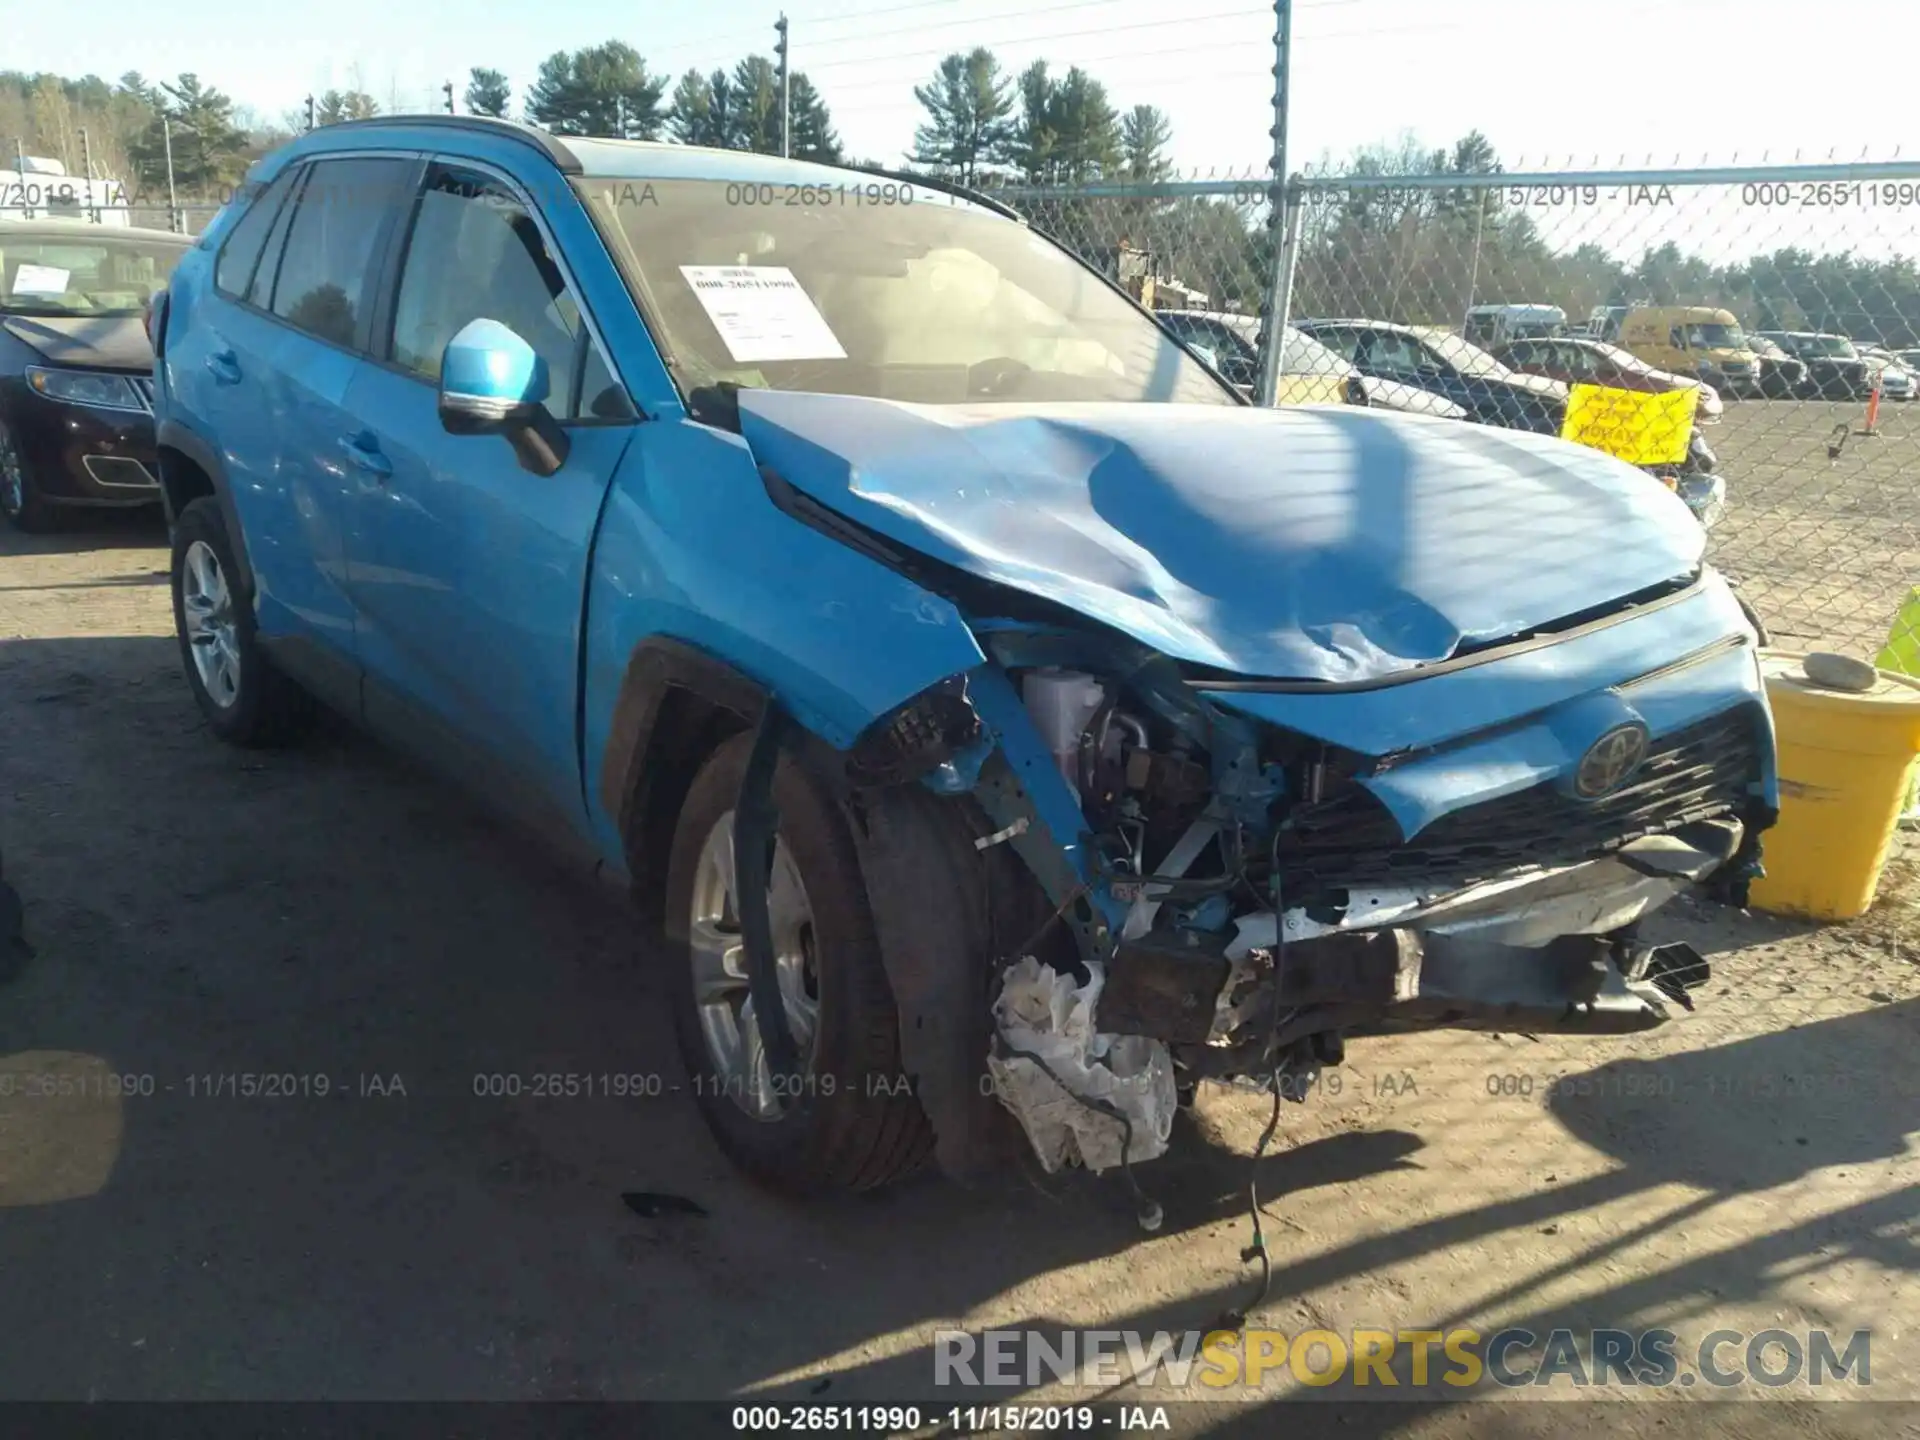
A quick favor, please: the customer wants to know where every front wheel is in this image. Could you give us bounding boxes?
[0,419,56,532]
[663,734,933,1194]
[169,498,313,746]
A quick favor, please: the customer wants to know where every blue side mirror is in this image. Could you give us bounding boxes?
[439,318,549,434]
[437,318,569,476]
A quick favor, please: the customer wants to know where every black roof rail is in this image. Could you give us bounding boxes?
[840,163,1025,223]
[304,115,582,175]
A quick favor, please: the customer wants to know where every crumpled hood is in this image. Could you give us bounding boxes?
[737,393,1705,683]
[2,314,152,371]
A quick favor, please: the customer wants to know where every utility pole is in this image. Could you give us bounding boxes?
[305,94,316,131]
[78,126,98,221]
[1253,0,1293,408]
[443,81,455,115]
[775,14,791,158]
[162,116,179,234]
[11,137,28,219]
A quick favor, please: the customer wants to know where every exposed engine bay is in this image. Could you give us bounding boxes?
[830,611,1774,1188]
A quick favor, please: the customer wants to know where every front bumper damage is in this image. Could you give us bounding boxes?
[818,574,1776,1184]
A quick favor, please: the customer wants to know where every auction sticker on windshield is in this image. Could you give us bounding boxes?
[679,265,846,363]
[11,264,69,296]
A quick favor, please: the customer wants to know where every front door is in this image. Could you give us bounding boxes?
[342,160,639,827]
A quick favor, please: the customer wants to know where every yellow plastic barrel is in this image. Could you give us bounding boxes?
[1747,651,1920,921]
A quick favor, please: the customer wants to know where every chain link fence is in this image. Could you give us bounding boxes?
[992,162,1920,666]
[23,165,1920,668]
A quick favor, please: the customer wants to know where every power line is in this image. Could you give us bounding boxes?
[647,0,969,60]
[801,4,1271,75]
[816,28,1278,94]
[785,0,1136,55]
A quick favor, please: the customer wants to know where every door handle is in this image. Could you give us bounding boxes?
[205,348,241,385]
[339,434,393,480]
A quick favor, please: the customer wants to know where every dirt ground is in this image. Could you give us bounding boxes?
[1,498,1916,1437]
[1709,395,1920,658]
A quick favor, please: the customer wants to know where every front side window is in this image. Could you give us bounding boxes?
[0,233,188,317]
[1556,344,1599,379]
[1364,331,1425,373]
[580,178,1231,406]
[388,165,630,421]
[270,156,413,349]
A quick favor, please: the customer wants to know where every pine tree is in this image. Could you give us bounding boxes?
[1120,104,1172,182]
[667,69,713,144]
[788,74,841,163]
[729,55,780,153]
[911,48,1014,185]
[127,74,247,196]
[525,41,665,139]
[465,68,512,119]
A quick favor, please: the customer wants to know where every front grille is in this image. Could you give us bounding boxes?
[1276,708,1763,898]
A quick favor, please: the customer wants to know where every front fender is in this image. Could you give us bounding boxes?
[581,417,988,867]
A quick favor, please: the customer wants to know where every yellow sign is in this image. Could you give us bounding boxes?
[1561,383,1697,465]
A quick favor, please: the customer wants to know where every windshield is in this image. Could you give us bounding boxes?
[0,234,187,316]
[1683,322,1747,350]
[1795,335,1857,358]
[579,178,1232,406]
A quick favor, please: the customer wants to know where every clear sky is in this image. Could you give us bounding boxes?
[13,0,1916,175]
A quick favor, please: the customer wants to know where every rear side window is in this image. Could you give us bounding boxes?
[214,168,299,298]
[269,156,413,350]
[387,164,632,421]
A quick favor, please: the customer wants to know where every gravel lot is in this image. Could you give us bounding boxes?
[1708,395,1920,657]
[1,489,1916,1435]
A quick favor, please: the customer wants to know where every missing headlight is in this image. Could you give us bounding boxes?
[845,675,983,786]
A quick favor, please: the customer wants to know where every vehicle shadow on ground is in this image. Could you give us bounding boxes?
[0,506,166,560]
[787,1002,1917,1428]
[0,632,1914,1415]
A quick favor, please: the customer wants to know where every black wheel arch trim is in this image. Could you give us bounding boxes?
[155,418,255,599]
[599,635,773,885]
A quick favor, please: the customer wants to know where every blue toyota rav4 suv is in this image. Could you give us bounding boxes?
[150,117,1776,1194]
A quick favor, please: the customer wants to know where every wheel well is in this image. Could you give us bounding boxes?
[156,445,215,523]
[625,686,751,920]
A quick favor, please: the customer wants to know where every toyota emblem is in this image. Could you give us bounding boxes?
[1574,723,1650,798]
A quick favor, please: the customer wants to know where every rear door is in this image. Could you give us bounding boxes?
[166,164,328,645]
[237,154,415,694]
[341,158,638,828]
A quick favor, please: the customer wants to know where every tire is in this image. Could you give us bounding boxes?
[169,497,313,747]
[663,734,933,1194]
[0,418,57,533]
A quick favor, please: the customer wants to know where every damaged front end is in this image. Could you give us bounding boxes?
[836,583,1776,1185]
